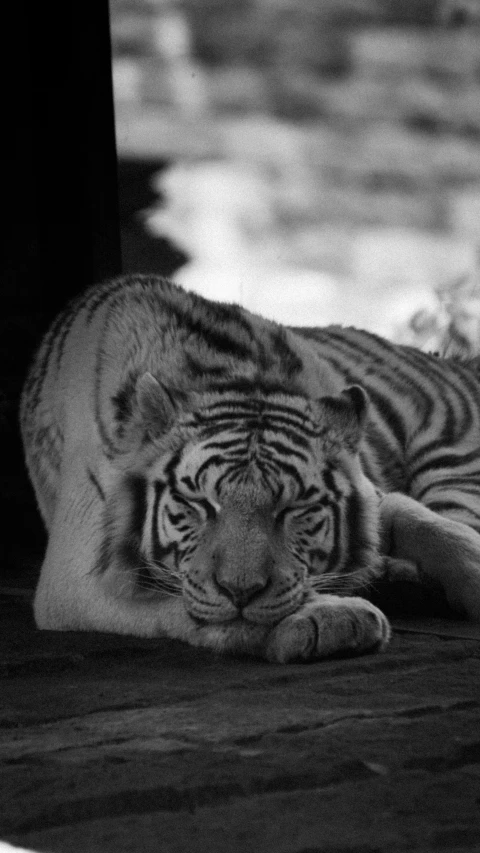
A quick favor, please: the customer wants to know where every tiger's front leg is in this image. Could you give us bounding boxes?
[379,491,480,620]
[264,594,390,664]
[34,449,194,641]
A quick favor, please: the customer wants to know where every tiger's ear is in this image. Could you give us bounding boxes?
[317,385,368,452]
[136,372,180,437]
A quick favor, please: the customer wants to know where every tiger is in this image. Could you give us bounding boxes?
[19,274,480,663]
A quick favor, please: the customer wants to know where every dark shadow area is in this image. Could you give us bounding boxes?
[118,158,188,277]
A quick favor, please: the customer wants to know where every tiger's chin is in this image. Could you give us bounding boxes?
[189,614,275,656]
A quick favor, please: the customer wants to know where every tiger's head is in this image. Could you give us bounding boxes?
[112,372,381,641]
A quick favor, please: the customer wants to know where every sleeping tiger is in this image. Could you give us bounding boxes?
[20,274,480,662]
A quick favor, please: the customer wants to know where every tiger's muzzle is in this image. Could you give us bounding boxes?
[182,499,306,625]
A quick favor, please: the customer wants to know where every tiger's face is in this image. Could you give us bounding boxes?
[135,378,381,632]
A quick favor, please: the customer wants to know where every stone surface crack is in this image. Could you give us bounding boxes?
[233,699,479,745]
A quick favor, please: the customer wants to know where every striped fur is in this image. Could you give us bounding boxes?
[19,274,480,661]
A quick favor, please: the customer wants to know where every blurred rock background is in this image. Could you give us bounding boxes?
[111,0,480,352]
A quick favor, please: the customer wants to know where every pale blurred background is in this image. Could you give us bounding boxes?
[110,0,480,354]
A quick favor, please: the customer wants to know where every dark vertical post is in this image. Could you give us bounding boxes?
[1,0,121,577]
[26,0,122,316]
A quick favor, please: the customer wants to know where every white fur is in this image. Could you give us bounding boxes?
[21,276,480,663]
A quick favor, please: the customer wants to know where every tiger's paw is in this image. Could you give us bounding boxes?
[265,594,391,664]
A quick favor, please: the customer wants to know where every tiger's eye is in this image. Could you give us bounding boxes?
[178,494,219,522]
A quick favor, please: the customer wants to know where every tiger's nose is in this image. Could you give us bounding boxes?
[213,574,269,608]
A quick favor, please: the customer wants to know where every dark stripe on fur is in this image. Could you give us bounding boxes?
[269,327,304,376]
[122,476,148,566]
[426,500,480,521]
[345,490,368,572]
[151,480,165,560]
[164,300,255,361]
[325,500,341,574]
[87,469,105,502]
[416,476,480,502]
[412,448,480,480]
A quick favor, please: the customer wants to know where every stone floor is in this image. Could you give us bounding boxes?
[2,587,480,853]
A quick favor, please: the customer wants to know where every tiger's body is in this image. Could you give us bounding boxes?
[20,274,480,662]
